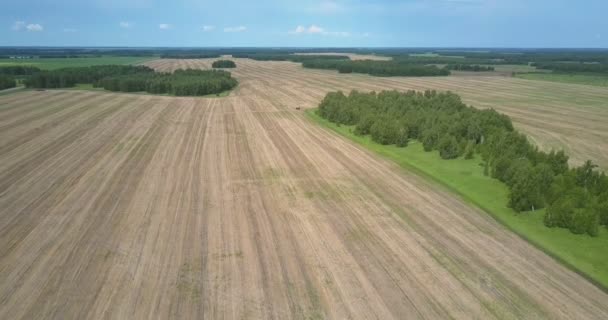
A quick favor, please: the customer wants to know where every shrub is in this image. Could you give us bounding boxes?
[438,135,460,159]
[212,60,236,68]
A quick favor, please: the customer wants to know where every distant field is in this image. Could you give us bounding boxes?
[516,72,608,87]
[0,56,156,70]
[145,58,608,169]
[294,52,392,61]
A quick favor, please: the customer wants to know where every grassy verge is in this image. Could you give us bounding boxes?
[0,86,26,96]
[0,56,156,70]
[515,72,608,87]
[306,108,608,291]
[67,83,104,91]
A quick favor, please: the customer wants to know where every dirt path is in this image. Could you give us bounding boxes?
[0,60,607,319]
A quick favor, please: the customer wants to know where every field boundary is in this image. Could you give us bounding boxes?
[305,108,608,294]
[0,86,26,96]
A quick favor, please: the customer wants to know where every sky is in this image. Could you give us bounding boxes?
[1,0,607,48]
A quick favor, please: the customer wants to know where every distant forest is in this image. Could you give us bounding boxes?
[231,54,450,77]
[21,65,237,96]
[2,47,608,76]
[317,90,608,237]
[302,59,450,77]
[445,64,495,72]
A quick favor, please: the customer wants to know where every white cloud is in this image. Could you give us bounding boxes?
[202,25,215,32]
[289,25,349,37]
[159,23,171,30]
[119,21,132,28]
[26,24,43,32]
[12,21,43,32]
[308,25,325,34]
[291,25,324,34]
[224,26,247,32]
[12,21,26,31]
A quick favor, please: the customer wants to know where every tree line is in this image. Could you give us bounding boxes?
[0,75,16,90]
[24,65,237,96]
[317,90,608,236]
[212,60,237,68]
[0,66,42,75]
[0,66,44,90]
[302,60,451,77]
[445,64,495,72]
[232,53,451,77]
[97,69,237,96]
[533,62,608,74]
[24,65,154,88]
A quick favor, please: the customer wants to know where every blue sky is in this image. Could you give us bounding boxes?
[2,0,607,47]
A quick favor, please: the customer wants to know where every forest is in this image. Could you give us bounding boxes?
[24,65,237,96]
[317,90,608,237]
[302,59,450,77]
[232,53,450,77]
[212,60,237,68]
[24,65,154,88]
[533,62,608,74]
[97,69,237,96]
[0,66,42,75]
[0,66,40,90]
[0,75,16,90]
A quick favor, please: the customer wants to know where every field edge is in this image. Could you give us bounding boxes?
[305,108,608,294]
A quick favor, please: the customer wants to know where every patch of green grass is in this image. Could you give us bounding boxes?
[306,109,608,291]
[516,72,608,87]
[0,56,156,70]
[0,86,26,96]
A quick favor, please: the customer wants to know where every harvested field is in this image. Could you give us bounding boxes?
[293,52,392,61]
[1,59,608,319]
[146,58,608,169]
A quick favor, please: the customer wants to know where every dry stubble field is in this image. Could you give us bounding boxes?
[151,58,608,169]
[1,58,608,319]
